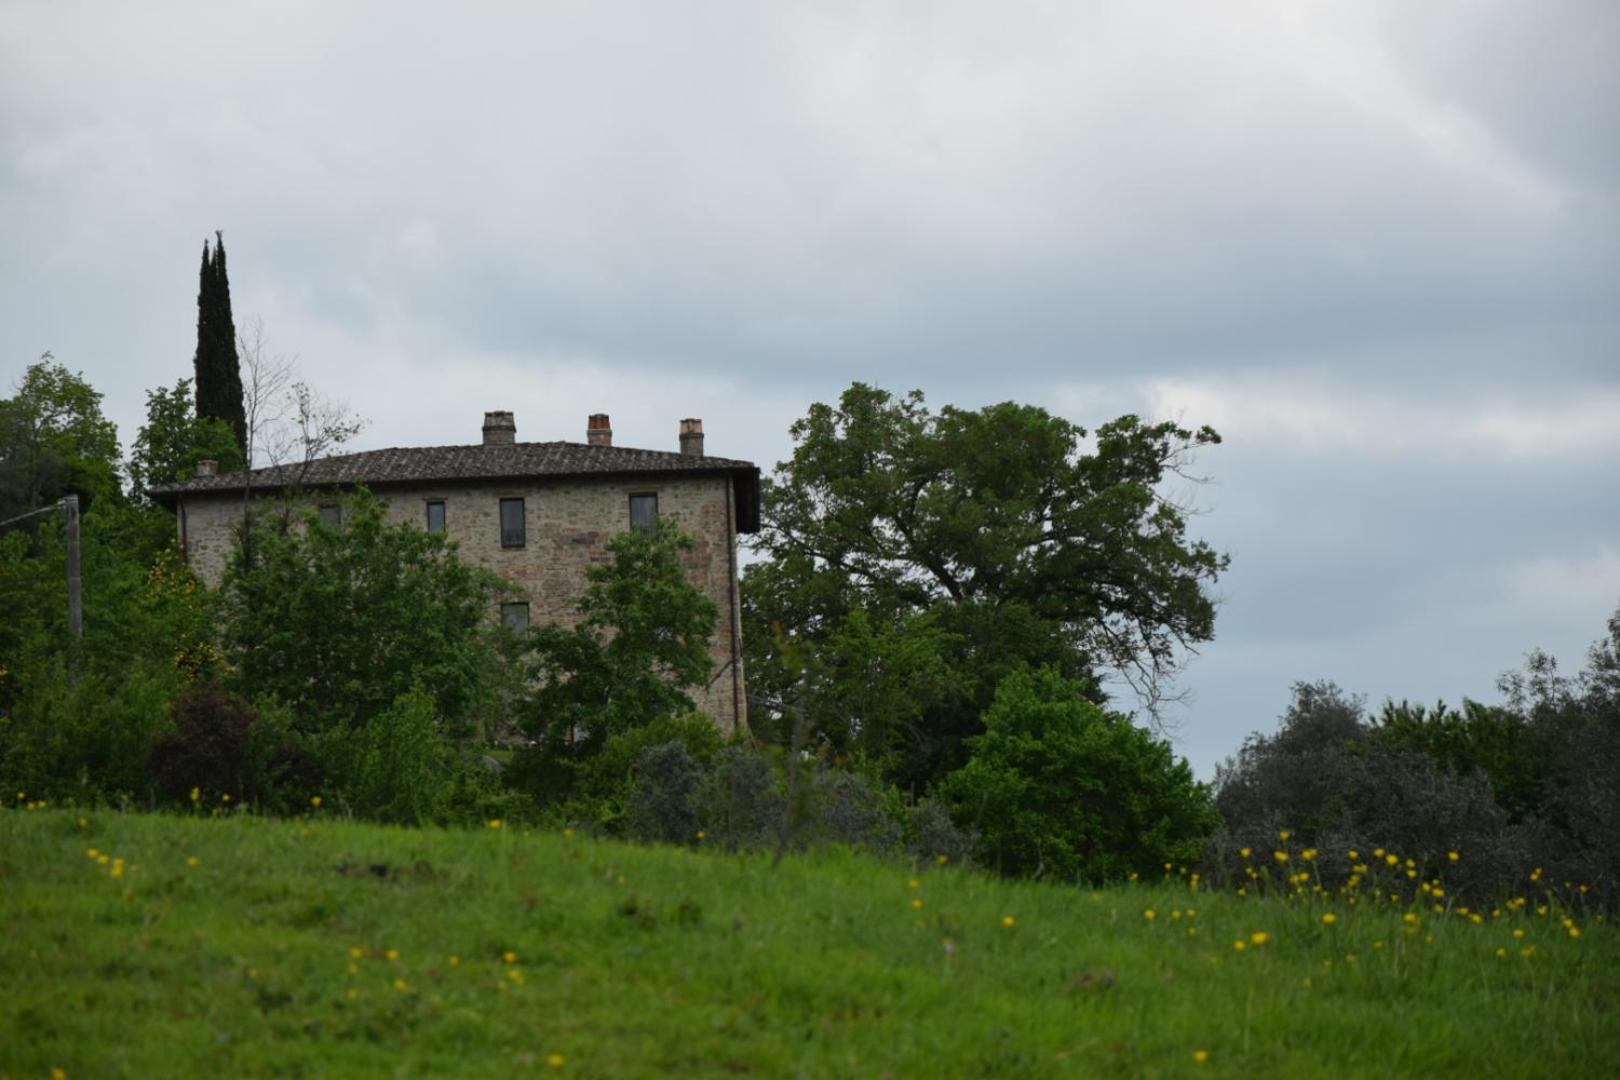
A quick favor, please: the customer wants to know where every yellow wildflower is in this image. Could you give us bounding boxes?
[547,1054,565,1069]
[1143,908,1157,921]
[1194,1050,1210,1063]
[1002,916,1016,928]
[1250,932,1269,946]
[1322,912,1337,925]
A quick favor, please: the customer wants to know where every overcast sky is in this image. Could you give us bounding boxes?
[3,0,1616,774]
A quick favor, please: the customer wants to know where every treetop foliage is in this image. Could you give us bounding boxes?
[193,231,246,456]
[221,488,505,737]
[744,382,1227,789]
[524,518,719,753]
[128,377,244,499]
[0,357,123,519]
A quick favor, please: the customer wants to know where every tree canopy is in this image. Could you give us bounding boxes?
[743,382,1227,788]
[0,357,123,520]
[193,231,247,456]
[128,377,244,499]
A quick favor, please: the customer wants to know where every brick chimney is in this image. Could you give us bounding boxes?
[482,411,516,446]
[587,413,613,447]
[195,459,219,477]
[679,418,704,456]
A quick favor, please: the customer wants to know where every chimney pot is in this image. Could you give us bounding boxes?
[679,418,704,456]
[482,410,516,446]
[587,413,613,447]
[196,459,219,478]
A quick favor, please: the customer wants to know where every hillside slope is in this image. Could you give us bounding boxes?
[2,807,1615,1077]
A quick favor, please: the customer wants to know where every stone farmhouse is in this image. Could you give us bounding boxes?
[149,412,760,735]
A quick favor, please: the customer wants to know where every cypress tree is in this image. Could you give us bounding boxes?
[193,230,247,457]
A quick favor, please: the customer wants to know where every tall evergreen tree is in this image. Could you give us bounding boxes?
[193,231,247,458]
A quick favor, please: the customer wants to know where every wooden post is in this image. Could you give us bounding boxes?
[64,494,82,639]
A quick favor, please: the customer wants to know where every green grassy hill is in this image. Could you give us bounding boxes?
[2,806,1615,1077]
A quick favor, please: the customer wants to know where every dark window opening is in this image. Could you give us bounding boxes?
[318,504,341,527]
[500,498,525,548]
[629,493,658,535]
[426,500,446,534]
[500,602,530,633]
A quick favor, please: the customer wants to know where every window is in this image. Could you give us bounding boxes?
[500,497,525,548]
[318,504,341,527]
[629,493,658,535]
[426,500,446,534]
[500,602,530,633]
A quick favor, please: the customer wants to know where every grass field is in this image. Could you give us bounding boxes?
[2,805,1616,1078]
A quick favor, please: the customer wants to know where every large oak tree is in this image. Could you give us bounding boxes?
[743,383,1227,789]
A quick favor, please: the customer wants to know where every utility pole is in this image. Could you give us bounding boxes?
[64,494,82,639]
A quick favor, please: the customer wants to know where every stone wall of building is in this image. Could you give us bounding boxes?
[176,473,748,734]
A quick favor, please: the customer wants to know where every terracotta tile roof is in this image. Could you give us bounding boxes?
[148,440,762,531]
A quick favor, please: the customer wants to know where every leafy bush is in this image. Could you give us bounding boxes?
[627,741,705,845]
[803,768,904,853]
[939,666,1218,882]
[0,657,177,804]
[223,489,504,737]
[314,687,521,826]
[533,713,726,833]
[701,745,783,851]
[906,797,977,867]
[524,519,718,753]
[147,686,323,814]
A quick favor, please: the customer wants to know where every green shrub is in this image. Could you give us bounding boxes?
[939,666,1218,882]
[701,746,784,851]
[627,741,705,844]
[521,713,725,833]
[0,656,178,804]
[313,687,521,826]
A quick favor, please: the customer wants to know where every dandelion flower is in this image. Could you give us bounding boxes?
[1143,909,1157,921]
[1279,830,1291,841]
[393,978,409,992]
[1274,851,1289,863]
[1239,847,1252,859]
[349,946,364,959]
[1002,916,1016,928]
[186,856,200,868]
[1322,913,1337,925]
[1250,932,1269,946]
[936,854,949,866]
[547,1054,565,1069]
[911,898,924,910]
[503,950,519,964]
[1448,851,1460,863]
[489,819,503,830]
[310,796,322,808]
[449,955,461,966]
[1233,940,1246,951]
[908,878,920,890]
[1385,854,1399,866]
[385,949,400,961]
[1194,1050,1210,1063]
